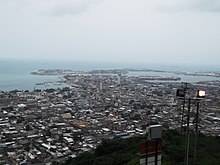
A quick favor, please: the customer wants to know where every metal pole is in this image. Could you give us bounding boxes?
[181,93,186,134]
[181,83,187,134]
[185,99,191,165]
[193,101,200,165]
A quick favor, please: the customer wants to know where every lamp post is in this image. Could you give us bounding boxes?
[176,85,205,165]
[193,90,205,165]
[185,98,191,165]
[176,84,190,165]
[176,83,187,134]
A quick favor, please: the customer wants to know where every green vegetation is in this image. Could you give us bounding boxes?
[65,130,220,165]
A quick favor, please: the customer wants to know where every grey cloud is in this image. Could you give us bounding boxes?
[39,0,103,16]
[157,0,220,12]
[190,0,220,12]
[42,0,101,16]
[0,0,103,16]
[46,3,89,16]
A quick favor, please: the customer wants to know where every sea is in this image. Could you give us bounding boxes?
[1,59,220,92]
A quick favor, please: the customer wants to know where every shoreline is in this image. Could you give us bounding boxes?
[1,67,220,92]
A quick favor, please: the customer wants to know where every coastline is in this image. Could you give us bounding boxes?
[1,59,220,92]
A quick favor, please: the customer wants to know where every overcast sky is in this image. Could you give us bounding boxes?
[0,0,220,65]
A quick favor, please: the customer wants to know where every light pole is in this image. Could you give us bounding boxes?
[176,83,187,134]
[193,90,205,165]
[185,98,191,165]
[193,101,199,165]
[176,85,205,165]
[181,83,187,134]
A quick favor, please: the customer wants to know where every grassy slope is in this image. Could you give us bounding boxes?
[65,130,220,165]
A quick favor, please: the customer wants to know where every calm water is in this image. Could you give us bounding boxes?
[127,71,220,82]
[0,59,220,91]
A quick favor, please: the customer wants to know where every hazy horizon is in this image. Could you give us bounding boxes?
[1,57,220,72]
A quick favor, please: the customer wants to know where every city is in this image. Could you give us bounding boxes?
[1,0,220,164]
[0,72,220,164]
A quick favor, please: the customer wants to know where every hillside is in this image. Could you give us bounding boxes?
[64,130,220,165]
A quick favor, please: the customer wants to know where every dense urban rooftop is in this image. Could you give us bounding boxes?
[0,72,220,164]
